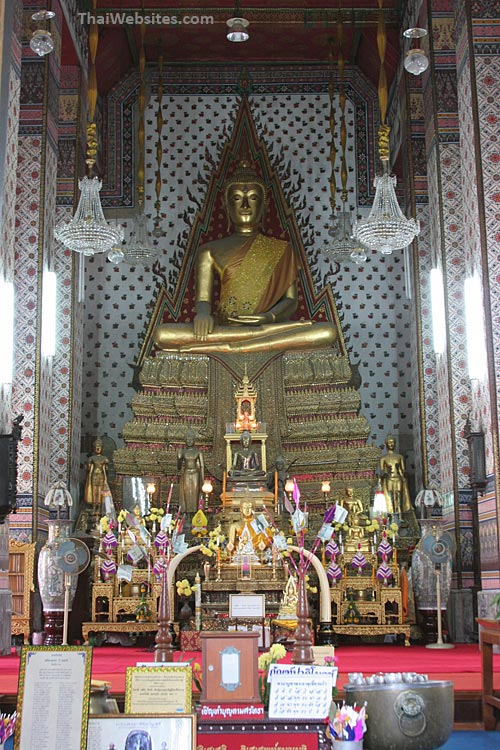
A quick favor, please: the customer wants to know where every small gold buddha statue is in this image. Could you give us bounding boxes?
[379,435,412,515]
[340,487,366,541]
[153,160,337,354]
[84,437,109,510]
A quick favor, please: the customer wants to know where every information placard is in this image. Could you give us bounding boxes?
[229,593,265,618]
[125,666,192,713]
[267,663,338,720]
[15,646,92,750]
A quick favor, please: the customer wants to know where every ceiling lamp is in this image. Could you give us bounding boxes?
[226,17,249,42]
[54,176,122,256]
[353,170,420,254]
[115,23,159,267]
[323,26,367,267]
[226,2,249,42]
[54,0,123,258]
[30,10,55,57]
[403,28,429,76]
[353,0,420,254]
[122,212,158,265]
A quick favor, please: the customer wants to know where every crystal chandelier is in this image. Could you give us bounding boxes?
[326,211,367,265]
[55,176,123,255]
[54,1,122,257]
[111,23,160,267]
[323,23,367,266]
[122,211,158,265]
[353,170,420,254]
[352,1,420,255]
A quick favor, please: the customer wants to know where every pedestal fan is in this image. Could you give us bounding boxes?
[421,529,456,650]
[54,539,91,645]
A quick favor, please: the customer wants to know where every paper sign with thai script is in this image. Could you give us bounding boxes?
[267,664,338,720]
[199,704,265,721]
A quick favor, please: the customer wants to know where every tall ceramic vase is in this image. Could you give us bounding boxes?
[38,519,78,644]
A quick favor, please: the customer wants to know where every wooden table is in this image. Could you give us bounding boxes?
[477,617,500,729]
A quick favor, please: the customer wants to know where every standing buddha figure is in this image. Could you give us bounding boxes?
[84,437,109,510]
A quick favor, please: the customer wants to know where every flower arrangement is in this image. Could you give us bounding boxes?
[147,506,165,530]
[0,711,17,746]
[199,525,226,559]
[175,578,199,599]
[257,643,287,709]
[328,701,367,744]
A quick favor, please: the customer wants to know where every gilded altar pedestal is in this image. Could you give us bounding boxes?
[113,349,380,509]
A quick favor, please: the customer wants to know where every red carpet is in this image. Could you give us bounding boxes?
[1,644,500,697]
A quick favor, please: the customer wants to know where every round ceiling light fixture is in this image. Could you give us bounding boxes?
[30,10,55,57]
[403,28,429,76]
[226,17,249,42]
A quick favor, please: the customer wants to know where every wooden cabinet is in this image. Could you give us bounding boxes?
[8,540,35,644]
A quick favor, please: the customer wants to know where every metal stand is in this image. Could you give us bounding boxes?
[426,565,454,650]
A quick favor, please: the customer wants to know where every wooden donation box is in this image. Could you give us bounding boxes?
[201,631,259,703]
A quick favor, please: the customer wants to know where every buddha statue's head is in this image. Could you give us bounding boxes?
[94,437,103,454]
[185,427,196,447]
[240,499,254,519]
[385,435,396,450]
[224,160,267,234]
[240,430,252,449]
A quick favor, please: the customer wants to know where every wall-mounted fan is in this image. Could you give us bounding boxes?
[421,529,456,650]
[54,539,91,645]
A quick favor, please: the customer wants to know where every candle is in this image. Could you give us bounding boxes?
[339,532,343,544]
[195,574,201,608]
[166,482,173,512]
[118,521,121,536]
[373,532,377,545]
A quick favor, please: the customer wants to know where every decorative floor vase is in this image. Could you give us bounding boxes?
[37,519,78,644]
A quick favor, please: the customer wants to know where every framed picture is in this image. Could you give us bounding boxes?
[125,666,192,714]
[15,646,92,750]
[87,714,196,750]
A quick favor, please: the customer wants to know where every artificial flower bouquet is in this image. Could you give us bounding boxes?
[0,712,17,747]
[329,701,367,745]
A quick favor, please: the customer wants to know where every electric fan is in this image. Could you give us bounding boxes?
[421,529,456,650]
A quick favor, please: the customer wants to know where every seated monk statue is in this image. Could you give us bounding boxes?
[153,160,337,354]
[229,430,265,478]
[227,499,273,559]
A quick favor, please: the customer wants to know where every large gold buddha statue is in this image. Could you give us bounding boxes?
[154,161,337,354]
